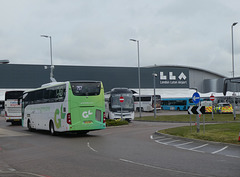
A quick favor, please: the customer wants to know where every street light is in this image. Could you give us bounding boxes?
[41,34,56,82]
[231,22,238,120]
[0,60,9,64]
[130,39,141,117]
[231,22,238,78]
[153,73,157,119]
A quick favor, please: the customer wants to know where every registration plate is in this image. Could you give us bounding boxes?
[84,121,93,124]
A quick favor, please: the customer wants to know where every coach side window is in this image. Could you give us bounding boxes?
[56,85,66,102]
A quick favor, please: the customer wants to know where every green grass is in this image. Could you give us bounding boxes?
[135,114,240,145]
[135,113,240,122]
[159,123,240,145]
[106,119,129,126]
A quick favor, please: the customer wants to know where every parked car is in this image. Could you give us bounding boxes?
[215,103,233,114]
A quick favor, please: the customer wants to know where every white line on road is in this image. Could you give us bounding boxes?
[0,171,46,177]
[150,135,166,140]
[211,146,228,154]
[175,141,193,147]
[119,158,214,177]
[226,154,240,159]
[156,138,172,142]
[163,140,181,144]
[189,144,208,150]
[87,142,98,153]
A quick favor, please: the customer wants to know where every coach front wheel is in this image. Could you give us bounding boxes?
[49,121,56,136]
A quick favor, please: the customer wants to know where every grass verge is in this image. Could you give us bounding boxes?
[158,123,240,145]
[135,113,240,145]
[135,113,240,122]
[106,119,129,126]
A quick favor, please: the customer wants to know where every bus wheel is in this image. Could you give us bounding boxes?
[27,120,32,131]
[49,121,56,136]
[177,107,180,111]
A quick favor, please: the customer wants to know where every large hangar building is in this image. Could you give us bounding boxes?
[0,64,233,99]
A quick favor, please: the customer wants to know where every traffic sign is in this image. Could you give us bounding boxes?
[210,95,215,101]
[188,106,205,114]
[119,96,124,103]
[192,92,200,104]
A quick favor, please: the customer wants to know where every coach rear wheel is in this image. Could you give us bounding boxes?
[49,121,56,136]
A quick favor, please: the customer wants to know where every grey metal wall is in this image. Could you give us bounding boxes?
[0,64,138,91]
[0,64,227,93]
[188,68,225,93]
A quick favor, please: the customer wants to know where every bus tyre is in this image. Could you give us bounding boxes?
[49,121,56,136]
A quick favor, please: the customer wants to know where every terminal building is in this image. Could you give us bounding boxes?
[0,64,238,101]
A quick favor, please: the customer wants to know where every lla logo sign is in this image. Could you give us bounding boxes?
[158,68,189,88]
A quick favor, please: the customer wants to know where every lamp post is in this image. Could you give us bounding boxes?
[41,35,55,82]
[130,39,141,118]
[0,60,9,64]
[231,22,238,78]
[153,73,157,119]
[231,22,238,120]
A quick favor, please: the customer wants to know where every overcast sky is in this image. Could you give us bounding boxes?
[1,0,240,77]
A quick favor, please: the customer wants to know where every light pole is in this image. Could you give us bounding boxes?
[231,22,238,78]
[153,73,157,119]
[41,35,55,82]
[130,39,141,118]
[0,60,9,64]
[231,22,238,120]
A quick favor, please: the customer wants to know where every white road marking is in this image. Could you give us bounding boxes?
[87,142,98,152]
[119,158,213,177]
[156,138,171,142]
[0,171,46,177]
[163,140,181,145]
[226,154,240,159]
[175,141,193,147]
[151,135,240,159]
[211,146,228,154]
[189,144,208,150]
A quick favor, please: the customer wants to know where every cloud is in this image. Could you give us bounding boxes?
[0,0,240,77]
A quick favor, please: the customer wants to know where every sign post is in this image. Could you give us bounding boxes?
[233,92,236,120]
[192,92,201,133]
[119,96,124,120]
[188,106,206,133]
[210,94,215,120]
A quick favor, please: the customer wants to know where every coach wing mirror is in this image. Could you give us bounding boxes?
[108,96,112,107]
[18,96,23,105]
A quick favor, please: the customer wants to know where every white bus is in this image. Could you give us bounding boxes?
[5,90,25,125]
[21,81,106,135]
[133,94,161,112]
[105,88,134,122]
